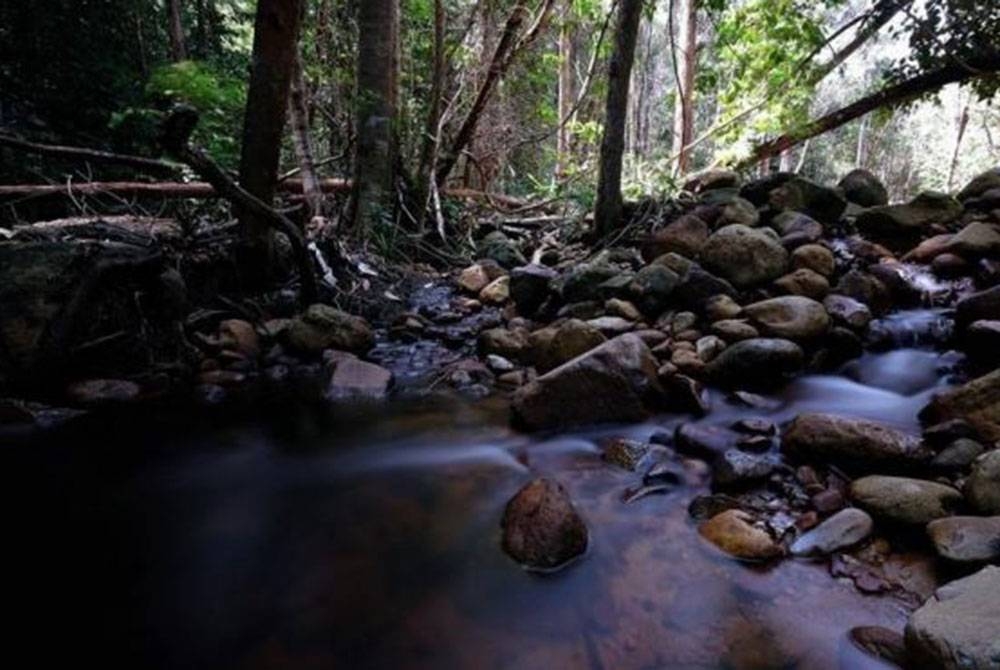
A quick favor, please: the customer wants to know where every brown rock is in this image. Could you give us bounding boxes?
[501,478,588,570]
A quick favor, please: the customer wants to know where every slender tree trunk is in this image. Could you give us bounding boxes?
[593,0,643,236]
[947,100,970,191]
[167,0,188,62]
[352,0,400,232]
[671,0,697,175]
[739,53,1000,168]
[795,139,810,173]
[415,0,446,230]
[778,149,793,173]
[556,0,576,179]
[289,51,325,234]
[237,0,305,274]
[855,116,868,167]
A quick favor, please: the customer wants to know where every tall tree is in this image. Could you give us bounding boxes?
[237,0,305,272]
[352,0,400,232]
[556,0,576,178]
[593,0,643,237]
[670,0,697,175]
[167,0,188,62]
[415,0,446,230]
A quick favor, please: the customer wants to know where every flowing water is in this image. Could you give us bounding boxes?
[6,310,960,670]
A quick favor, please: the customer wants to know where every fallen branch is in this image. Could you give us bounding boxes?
[159,106,318,305]
[0,133,179,177]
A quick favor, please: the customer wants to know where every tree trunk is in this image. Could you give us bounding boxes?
[352,0,400,232]
[556,0,576,179]
[855,116,867,167]
[288,50,325,234]
[739,53,1000,168]
[947,100,970,191]
[237,0,305,274]
[415,0,446,230]
[167,0,188,62]
[593,0,643,237]
[671,0,697,176]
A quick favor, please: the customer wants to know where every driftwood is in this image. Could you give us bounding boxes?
[159,107,318,305]
[0,134,178,177]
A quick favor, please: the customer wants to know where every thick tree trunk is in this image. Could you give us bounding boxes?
[352,0,400,232]
[671,0,697,176]
[593,0,643,237]
[167,0,188,62]
[556,0,576,178]
[739,53,1000,168]
[237,0,304,274]
[288,51,325,234]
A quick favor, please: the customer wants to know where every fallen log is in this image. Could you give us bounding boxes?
[0,134,179,177]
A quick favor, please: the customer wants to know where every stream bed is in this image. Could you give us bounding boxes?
[5,311,962,669]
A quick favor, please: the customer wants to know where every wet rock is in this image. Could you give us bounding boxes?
[966,450,1000,515]
[905,565,1000,669]
[849,627,907,667]
[477,231,526,269]
[856,191,963,251]
[218,319,260,359]
[932,438,986,471]
[823,294,872,330]
[457,262,501,294]
[660,373,710,415]
[790,508,874,556]
[839,169,889,207]
[288,305,375,355]
[835,270,892,314]
[642,214,710,260]
[711,319,759,342]
[698,509,782,561]
[743,296,830,340]
[771,211,823,244]
[704,294,743,321]
[534,319,606,372]
[510,334,663,431]
[479,276,510,304]
[921,369,1000,442]
[688,493,741,520]
[605,298,642,321]
[933,252,970,277]
[850,476,962,525]
[768,176,847,225]
[486,354,515,372]
[601,437,650,471]
[65,378,141,406]
[559,261,620,303]
[673,267,738,311]
[955,285,1000,328]
[782,413,928,467]
[509,264,557,315]
[704,338,804,389]
[501,478,588,571]
[963,320,1000,363]
[713,449,779,487]
[700,224,789,288]
[675,423,741,460]
[197,369,247,387]
[628,264,680,316]
[479,327,530,362]
[957,168,1000,201]
[586,316,635,336]
[791,243,836,277]
[326,359,393,400]
[695,335,726,363]
[670,348,704,376]
[942,221,1000,260]
[717,196,760,228]
[773,268,830,299]
[927,516,1000,563]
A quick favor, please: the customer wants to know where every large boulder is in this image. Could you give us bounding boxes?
[838,169,889,207]
[287,305,375,355]
[941,222,1000,260]
[699,224,789,288]
[683,168,741,194]
[850,476,962,525]
[510,264,557,316]
[855,192,963,252]
[955,285,1000,328]
[782,413,929,467]
[743,296,830,340]
[511,334,663,431]
[921,369,1000,442]
[767,176,847,225]
[501,478,588,570]
[905,566,1000,669]
[704,338,804,389]
[642,214,710,261]
[956,168,1000,201]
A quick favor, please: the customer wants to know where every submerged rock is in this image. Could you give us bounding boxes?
[921,369,1000,443]
[698,509,782,561]
[927,516,1000,563]
[326,358,393,400]
[782,413,928,467]
[905,565,1000,669]
[850,476,962,525]
[501,478,588,571]
[790,508,874,556]
[510,334,663,431]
